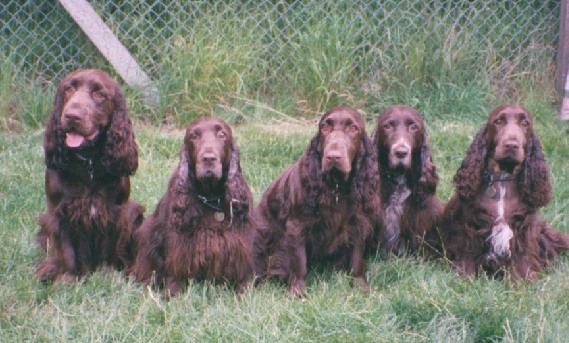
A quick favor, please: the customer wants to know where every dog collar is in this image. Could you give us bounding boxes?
[483,171,515,198]
[197,194,225,222]
[197,194,224,211]
[73,152,94,182]
[332,184,340,204]
[483,171,515,184]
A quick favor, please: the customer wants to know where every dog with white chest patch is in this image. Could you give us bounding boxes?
[441,104,569,280]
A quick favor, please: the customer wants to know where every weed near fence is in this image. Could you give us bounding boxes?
[1,0,561,126]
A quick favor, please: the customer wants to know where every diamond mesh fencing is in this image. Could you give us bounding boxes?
[1,0,561,87]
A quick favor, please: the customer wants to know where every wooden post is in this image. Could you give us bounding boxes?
[557,0,569,119]
[58,0,158,105]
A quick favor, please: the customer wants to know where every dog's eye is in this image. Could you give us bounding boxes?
[218,131,227,139]
[189,130,199,139]
[409,123,419,132]
[520,119,530,127]
[92,91,106,101]
[321,124,330,133]
[348,124,359,133]
[383,123,391,130]
[494,117,505,125]
[64,85,75,94]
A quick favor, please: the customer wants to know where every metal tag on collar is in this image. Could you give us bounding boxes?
[485,185,496,198]
[214,211,225,222]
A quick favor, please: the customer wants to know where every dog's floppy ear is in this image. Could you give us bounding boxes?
[454,126,488,199]
[518,131,551,208]
[370,126,380,149]
[174,143,190,191]
[44,83,67,170]
[353,132,381,216]
[416,130,438,198]
[225,138,251,219]
[101,85,138,176]
[167,143,202,230]
[294,132,324,215]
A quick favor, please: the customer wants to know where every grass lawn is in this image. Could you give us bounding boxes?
[1,0,566,340]
[2,98,569,342]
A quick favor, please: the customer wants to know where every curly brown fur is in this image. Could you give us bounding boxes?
[129,117,255,296]
[253,107,380,297]
[35,69,144,283]
[371,105,443,256]
[441,104,569,281]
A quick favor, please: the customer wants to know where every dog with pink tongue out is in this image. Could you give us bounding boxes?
[65,132,99,148]
[60,75,112,149]
[35,69,144,283]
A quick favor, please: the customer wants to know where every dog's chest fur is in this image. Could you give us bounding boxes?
[382,176,411,249]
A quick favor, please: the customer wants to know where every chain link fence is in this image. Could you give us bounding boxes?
[1,0,561,87]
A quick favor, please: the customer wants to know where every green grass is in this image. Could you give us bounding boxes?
[1,1,567,339]
[2,94,569,341]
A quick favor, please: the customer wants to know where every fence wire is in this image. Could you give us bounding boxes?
[1,0,561,86]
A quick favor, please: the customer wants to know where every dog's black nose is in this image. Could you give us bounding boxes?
[64,111,82,122]
[201,152,218,164]
[394,146,409,159]
[504,141,519,151]
[325,150,342,163]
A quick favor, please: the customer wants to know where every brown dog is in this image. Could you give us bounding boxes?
[36,69,144,282]
[253,107,380,296]
[130,117,255,296]
[372,105,443,256]
[441,104,569,280]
